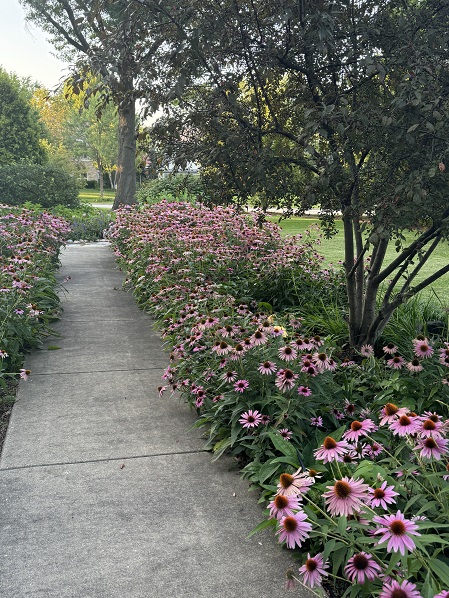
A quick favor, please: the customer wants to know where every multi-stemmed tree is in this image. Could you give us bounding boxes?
[137,0,449,348]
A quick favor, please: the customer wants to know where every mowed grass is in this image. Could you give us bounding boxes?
[79,188,115,203]
[268,216,449,304]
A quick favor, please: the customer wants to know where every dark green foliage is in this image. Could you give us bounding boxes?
[0,164,80,208]
[0,68,47,166]
[136,174,207,206]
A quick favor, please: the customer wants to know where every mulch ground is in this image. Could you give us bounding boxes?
[0,380,17,454]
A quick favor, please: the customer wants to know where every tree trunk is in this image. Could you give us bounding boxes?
[113,93,136,210]
[99,164,104,198]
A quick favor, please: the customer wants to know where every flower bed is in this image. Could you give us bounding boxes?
[0,204,70,381]
[109,202,449,598]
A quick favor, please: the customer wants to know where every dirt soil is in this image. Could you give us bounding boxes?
[0,380,17,454]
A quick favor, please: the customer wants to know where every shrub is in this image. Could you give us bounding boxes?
[135,174,207,206]
[0,164,80,208]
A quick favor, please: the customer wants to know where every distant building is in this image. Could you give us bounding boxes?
[159,161,199,178]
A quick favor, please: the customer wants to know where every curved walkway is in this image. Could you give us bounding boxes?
[0,244,310,598]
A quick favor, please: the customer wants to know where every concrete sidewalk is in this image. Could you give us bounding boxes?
[0,244,310,598]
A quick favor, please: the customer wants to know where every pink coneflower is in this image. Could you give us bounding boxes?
[293,337,308,351]
[313,351,331,371]
[222,370,238,382]
[434,591,449,598]
[387,355,405,369]
[234,379,249,393]
[279,428,293,441]
[373,511,420,555]
[416,436,449,460]
[360,344,374,357]
[369,481,399,509]
[301,362,318,376]
[406,358,424,373]
[379,403,409,426]
[310,416,323,427]
[250,329,267,346]
[298,553,328,589]
[362,442,384,457]
[215,340,232,355]
[383,342,398,354]
[417,416,445,438]
[323,477,369,517]
[230,343,246,360]
[340,358,355,367]
[342,449,361,464]
[277,469,314,497]
[268,494,302,520]
[311,335,324,347]
[279,345,297,361]
[298,385,312,397]
[260,414,271,425]
[289,317,303,329]
[314,437,350,463]
[19,368,31,380]
[272,325,287,337]
[195,396,204,408]
[343,419,378,442]
[258,360,277,375]
[239,410,263,428]
[276,511,312,549]
[327,358,338,371]
[413,340,434,358]
[344,552,382,584]
[389,414,420,437]
[379,579,422,598]
[345,401,356,416]
[212,395,223,402]
[275,369,298,391]
[300,337,314,350]
[0,350,8,358]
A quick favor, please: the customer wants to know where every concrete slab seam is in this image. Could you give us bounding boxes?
[0,448,209,472]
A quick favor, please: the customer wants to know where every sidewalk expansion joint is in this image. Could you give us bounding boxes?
[0,449,209,472]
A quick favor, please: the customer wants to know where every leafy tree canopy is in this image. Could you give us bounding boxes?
[136,0,449,347]
[0,67,47,166]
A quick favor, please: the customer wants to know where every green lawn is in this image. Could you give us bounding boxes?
[269,216,449,304]
[79,188,115,203]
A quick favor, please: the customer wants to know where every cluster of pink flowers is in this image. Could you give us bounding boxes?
[271,467,428,594]
[0,205,69,377]
[108,203,449,597]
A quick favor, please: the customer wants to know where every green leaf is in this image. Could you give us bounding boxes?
[337,516,347,536]
[269,456,302,468]
[428,558,449,586]
[268,432,299,463]
[332,545,347,576]
[257,459,281,484]
[211,437,231,460]
[248,517,277,538]
[384,550,402,575]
